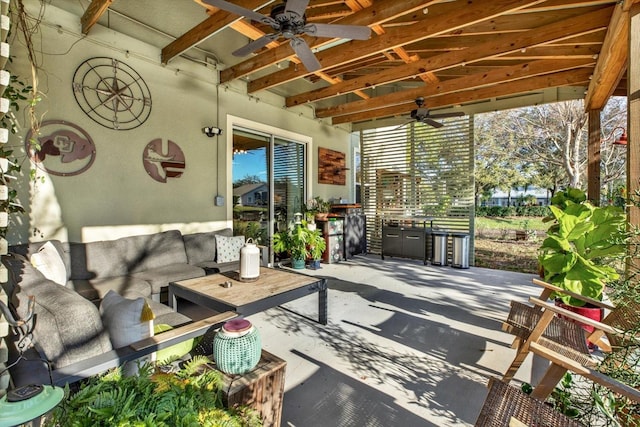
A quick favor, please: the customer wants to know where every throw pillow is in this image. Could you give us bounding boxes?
[215,235,245,263]
[100,290,155,349]
[30,241,68,286]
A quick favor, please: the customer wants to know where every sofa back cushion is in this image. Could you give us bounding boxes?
[183,228,232,265]
[68,238,128,280]
[122,230,188,273]
[67,230,188,280]
[5,254,112,368]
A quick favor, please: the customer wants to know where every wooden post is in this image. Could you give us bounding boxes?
[628,3,640,209]
[628,4,640,271]
[587,109,602,205]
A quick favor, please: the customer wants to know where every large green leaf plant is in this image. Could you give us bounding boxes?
[539,188,627,306]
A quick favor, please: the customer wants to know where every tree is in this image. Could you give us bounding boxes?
[475,98,626,200]
[233,175,264,187]
[474,111,533,206]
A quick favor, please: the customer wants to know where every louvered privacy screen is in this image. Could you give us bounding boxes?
[361,117,475,264]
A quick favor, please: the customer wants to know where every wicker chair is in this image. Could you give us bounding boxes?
[474,378,581,427]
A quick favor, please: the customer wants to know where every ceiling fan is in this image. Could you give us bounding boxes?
[396,97,465,130]
[203,0,371,72]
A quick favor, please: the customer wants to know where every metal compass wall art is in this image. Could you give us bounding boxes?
[72,57,152,130]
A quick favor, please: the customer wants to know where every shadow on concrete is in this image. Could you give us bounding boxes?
[282,349,441,427]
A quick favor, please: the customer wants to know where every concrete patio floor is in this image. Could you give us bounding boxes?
[241,255,551,427]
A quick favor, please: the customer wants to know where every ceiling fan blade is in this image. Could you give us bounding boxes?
[284,0,310,18]
[393,120,414,131]
[290,37,321,72]
[232,34,278,57]
[427,111,465,119]
[201,0,275,25]
[305,23,371,40]
[422,118,444,128]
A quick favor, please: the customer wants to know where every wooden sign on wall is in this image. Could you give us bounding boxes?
[318,147,347,185]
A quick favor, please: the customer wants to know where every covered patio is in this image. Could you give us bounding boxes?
[0,1,639,425]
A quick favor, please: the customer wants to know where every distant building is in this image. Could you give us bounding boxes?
[233,183,268,206]
[482,187,550,207]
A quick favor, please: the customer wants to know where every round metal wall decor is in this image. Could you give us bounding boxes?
[25,120,97,176]
[142,139,185,183]
[72,57,152,130]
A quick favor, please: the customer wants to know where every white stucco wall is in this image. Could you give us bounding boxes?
[5,4,352,244]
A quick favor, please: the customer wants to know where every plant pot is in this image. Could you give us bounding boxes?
[315,213,329,221]
[307,259,322,270]
[555,300,604,347]
[307,223,317,231]
[291,258,306,269]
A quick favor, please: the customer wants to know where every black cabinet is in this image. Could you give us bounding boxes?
[382,225,426,263]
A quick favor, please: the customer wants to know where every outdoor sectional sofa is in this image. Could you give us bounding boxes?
[1,227,241,387]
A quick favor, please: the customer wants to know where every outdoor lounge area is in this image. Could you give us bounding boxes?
[1,0,640,425]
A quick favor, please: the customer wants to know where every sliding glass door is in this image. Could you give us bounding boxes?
[232,128,306,264]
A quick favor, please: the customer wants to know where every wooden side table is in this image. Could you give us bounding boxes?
[219,350,286,427]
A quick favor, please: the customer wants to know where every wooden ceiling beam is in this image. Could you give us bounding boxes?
[249,0,549,93]
[333,68,592,124]
[81,0,113,35]
[316,58,595,118]
[220,0,441,83]
[285,6,612,107]
[584,2,628,109]
[162,0,270,64]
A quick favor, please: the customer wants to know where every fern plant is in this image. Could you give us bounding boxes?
[45,356,262,427]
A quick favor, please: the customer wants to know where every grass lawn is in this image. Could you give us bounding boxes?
[473,216,545,274]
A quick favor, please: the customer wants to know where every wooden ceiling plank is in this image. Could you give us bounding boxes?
[317,58,595,118]
[220,0,442,83]
[229,20,280,50]
[250,0,548,93]
[519,0,615,13]
[285,6,612,107]
[333,68,592,124]
[370,24,438,86]
[584,2,628,109]
[162,0,270,64]
[81,0,113,35]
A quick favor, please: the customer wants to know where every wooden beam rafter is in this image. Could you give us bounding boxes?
[162,0,271,64]
[316,58,595,118]
[249,0,549,93]
[81,0,113,35]
[333,68,592,124]
[584,2,628,109]
[285,6,612,107]
[220,0,441,83]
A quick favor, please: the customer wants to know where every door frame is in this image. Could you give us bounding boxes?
[226,115,313,263]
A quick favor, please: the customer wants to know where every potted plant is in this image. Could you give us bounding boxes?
[273,220,326,269]
[305,197,331,221]
[307,229,327,270]
[538,187,626,324]
[44,356,262,426]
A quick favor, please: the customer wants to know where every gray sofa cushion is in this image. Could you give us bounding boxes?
[123,230,188,273]
[150,300,191,327]
[68,239,128,280]
[4,254,112,369]
[69,276,152,301]
[131,263,205,295]
[183,228,233,265]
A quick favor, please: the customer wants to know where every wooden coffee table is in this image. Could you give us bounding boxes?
[168,267,327,325]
